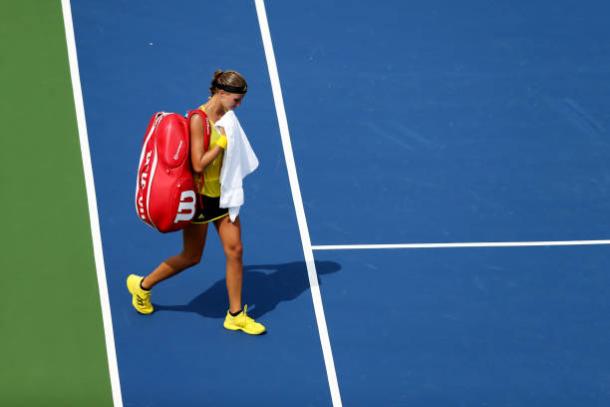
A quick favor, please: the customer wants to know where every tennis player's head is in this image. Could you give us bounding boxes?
[210,70,247,111]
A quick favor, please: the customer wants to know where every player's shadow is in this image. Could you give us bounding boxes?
[154,260,341,319]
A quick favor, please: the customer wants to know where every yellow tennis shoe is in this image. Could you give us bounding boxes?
[223,305,266,335]
[126,274,154,315]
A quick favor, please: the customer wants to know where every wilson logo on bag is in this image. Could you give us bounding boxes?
[135,110,209,233]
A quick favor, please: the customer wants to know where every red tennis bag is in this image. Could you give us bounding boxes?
[135,110,210,233]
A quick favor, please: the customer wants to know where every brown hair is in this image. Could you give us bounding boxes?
[209,70,248,95]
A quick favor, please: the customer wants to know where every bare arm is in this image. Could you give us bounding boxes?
[190,114,225,173]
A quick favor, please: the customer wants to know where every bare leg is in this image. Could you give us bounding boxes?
[141,222,209,289]
[215,216,243,313]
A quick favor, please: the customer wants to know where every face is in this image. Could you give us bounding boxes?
[219,91,245,110]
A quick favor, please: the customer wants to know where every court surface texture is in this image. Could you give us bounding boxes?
[2,0,610,406]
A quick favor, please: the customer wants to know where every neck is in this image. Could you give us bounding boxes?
[203,96,226,120]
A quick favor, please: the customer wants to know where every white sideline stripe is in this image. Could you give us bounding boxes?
[60,2,123,406]
[312,240,610,251]
[254,1,342,406]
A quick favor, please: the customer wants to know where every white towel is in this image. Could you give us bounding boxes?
[215,110,259,222]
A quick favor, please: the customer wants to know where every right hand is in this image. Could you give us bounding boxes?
[216,134,228,150]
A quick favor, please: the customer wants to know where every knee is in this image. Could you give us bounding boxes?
[224,243,243,261]
[180,251,202,268]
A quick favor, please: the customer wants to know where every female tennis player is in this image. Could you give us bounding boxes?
[127,70,266,335]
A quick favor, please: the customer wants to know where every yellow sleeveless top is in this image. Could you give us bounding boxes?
[195,108,224,197]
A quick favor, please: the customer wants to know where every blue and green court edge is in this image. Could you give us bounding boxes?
[0,1,113,405]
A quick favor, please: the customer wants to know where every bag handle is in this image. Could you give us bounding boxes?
[187,109,211,152]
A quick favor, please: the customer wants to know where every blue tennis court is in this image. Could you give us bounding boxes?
[68,0,610,405]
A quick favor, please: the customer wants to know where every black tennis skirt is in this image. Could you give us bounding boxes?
[191,195,229,224]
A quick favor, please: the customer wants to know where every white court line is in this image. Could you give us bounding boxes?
[254,1,343,406]
[61,1,123,406]
[312,239,610,251]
